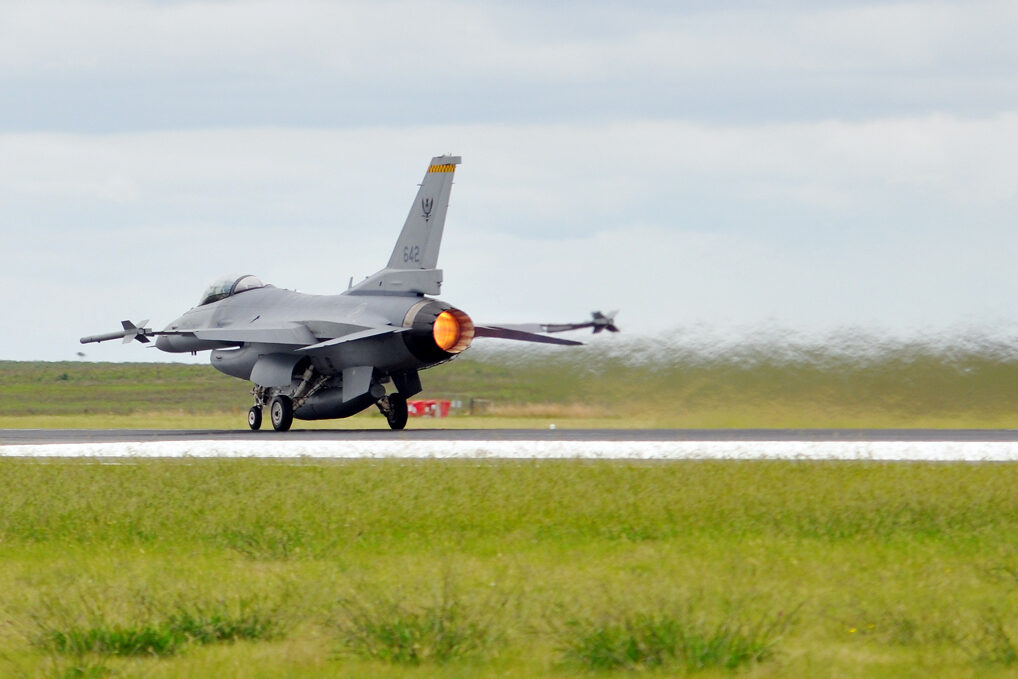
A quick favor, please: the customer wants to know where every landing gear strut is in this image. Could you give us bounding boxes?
[269,395,293,432]
[377,393,408,430]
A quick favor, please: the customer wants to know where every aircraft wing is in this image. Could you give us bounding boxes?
[296,326,409,353]
[83,317,586,351]
[190,325,318,346]
[82,319,406,351]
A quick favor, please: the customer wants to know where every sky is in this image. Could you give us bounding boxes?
[2,0,1018,362]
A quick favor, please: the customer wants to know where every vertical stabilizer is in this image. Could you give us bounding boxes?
[350,155,460,296]
[388,155,460,270]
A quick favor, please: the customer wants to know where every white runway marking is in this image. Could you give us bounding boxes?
[2,440,1018,461]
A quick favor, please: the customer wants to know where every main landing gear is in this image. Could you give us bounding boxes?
[247,397,292,432]
[248,384,406,432]
[249,385,295,432]
[376,393,408,430]
[269,395,294,432]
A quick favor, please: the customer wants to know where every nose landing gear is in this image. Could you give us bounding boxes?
[249,385,294,432]
[247,406,262,430]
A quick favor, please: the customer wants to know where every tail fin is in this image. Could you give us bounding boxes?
[349,155,460,296]
[389,155,460,270]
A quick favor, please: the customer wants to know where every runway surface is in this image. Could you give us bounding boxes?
[3,429,1018,460]
[5,428,1018,444]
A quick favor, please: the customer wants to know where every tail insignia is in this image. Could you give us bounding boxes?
[421,197,433,222]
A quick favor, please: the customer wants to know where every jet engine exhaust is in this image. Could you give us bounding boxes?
[433,308,474,354]
[401,300,475,362]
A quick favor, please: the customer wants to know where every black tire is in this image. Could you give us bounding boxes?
[386,393,408,430]
[269,396,293,432]
[247,406,262,431]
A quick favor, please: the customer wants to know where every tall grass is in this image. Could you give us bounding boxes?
[337,577,503,665]
[561,608,792,671]
[37,599,282,657]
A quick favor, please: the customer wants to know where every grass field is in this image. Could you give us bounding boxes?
[2,458,1018,677]
[4,337,1018,675]
[4,332,1018,428]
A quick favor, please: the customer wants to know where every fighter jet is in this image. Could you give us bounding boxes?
[81,155,593,432]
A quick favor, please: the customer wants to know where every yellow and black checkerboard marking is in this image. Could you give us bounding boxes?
[428,164,456,173]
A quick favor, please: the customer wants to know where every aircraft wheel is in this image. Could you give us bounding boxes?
[386,393,408,430]
[247,406,262,431]
[269,396,293,432]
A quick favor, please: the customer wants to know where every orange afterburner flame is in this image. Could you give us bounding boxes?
[433,311,460,350]
[432,308,474,354]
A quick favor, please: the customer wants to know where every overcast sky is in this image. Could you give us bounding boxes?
[2,0,1017,362]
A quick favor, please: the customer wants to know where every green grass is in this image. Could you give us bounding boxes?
[337,577,501,665]
[40,602,280,658]
[561,610,790,671]
[0,361,244,416]
[2,458,1018,676]
[6,331,1018,428]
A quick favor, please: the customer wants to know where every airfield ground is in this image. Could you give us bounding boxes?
[1,458,1018,678]
[3,334,1018,428]
[2,342,1018,676]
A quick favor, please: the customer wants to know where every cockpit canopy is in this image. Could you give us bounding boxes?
[198,274,266,306]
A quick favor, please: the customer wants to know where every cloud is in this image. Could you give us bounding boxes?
[4,114,1017,239]
[1,1,1016,131]
[3,1,1013,78]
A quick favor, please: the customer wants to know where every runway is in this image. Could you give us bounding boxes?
[3,428,1018,445]
[3,429,1018,461]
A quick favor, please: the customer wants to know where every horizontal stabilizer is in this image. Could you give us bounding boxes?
[474,325,583,346]
[493,310,620,335]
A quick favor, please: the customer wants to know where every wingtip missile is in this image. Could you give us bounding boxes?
[80,320,154,345]
[590,310,620,333]
[121,319,151,343]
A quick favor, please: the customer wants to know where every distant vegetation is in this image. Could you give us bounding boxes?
[3,331,1018,427]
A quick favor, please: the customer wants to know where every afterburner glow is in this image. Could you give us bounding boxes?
[428,307,474,354]
[433,311,461,351]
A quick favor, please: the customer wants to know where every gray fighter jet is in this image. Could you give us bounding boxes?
[81,155,593,431]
